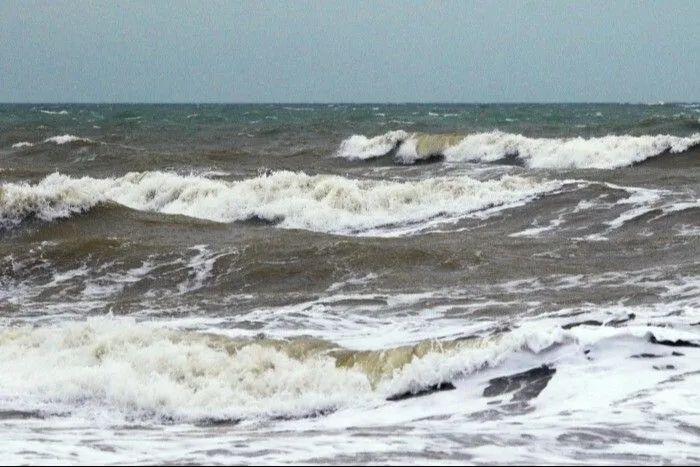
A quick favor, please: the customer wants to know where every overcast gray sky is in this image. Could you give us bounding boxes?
[1,0,698,103]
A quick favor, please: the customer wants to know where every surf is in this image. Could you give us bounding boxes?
[0,170,565,236]
[336,130,700,169]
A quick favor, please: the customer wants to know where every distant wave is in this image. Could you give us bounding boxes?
[336,130,700,169]
[0,170,565,235]
[336,130,410,160]
[10,135,96,149]
[43,134,94,145]
[39,109,69,115]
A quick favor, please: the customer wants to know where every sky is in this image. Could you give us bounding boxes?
[1,0,698,103]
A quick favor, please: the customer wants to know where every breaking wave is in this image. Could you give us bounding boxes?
[336,130,700,169]
[0,317,571,423]
[0,170,564,235]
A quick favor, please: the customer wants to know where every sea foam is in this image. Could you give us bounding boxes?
[336,130,700,169]
[0,170,564,235]
[43,134,93,145]
[0,316,575,423]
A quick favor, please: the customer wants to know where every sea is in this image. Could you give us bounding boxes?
[1,103,699,465]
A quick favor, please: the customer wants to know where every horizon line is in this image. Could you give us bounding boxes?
[0,100,694,106]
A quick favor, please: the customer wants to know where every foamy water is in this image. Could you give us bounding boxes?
[1,295,699,464]
[336,130,700,169]
[0,170,566,235]
[1,103,699,465]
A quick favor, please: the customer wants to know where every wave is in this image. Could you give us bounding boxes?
[39,109,69,115]
[0,316,567,423]
[0,316,696,424]
[43,134,94,145]
[11,134,98,149]
[335,130,700,169]
[0,170,564,235]
[336,130,410,160]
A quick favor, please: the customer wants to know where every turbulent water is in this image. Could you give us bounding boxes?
[1,103,699,465]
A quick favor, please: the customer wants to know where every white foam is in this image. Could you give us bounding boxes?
[176,245,236,294]
[229,289,489,348]
[0,315,580,423]
[50,265,90,286]
[39,109,69,115]
[2,293,700,464]
[82,260,157,299]
[326,273,379,292]
[600,183,699,234]
[510,180,697,238]
[11,141,33,149]
[511,216,565,237]
[0,172,106,228]
[605,187,662,229]
[336,130,700,169]
[0,170,563,236]
[44,134,93,145]
[335,130,409,160]
[199,170,231,178]
[664,199,700,213]
[676,224,700,236]
[378,326,574,398]
[4,313,699,464]
[449,131,700,169]
[0,317,374,423]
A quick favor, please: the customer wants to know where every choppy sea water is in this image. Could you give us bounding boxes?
[1,103,699,465]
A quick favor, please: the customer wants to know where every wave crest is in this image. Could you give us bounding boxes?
[1,170,562,235]
[0,317,572,422]
[336,130,700,169]
[43,134,94,145]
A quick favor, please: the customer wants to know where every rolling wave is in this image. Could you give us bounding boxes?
[0,317,566,423]
[336,130,700,169]
[10,134,95,150]
[0,316,696,425]
[0,170,564,236]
